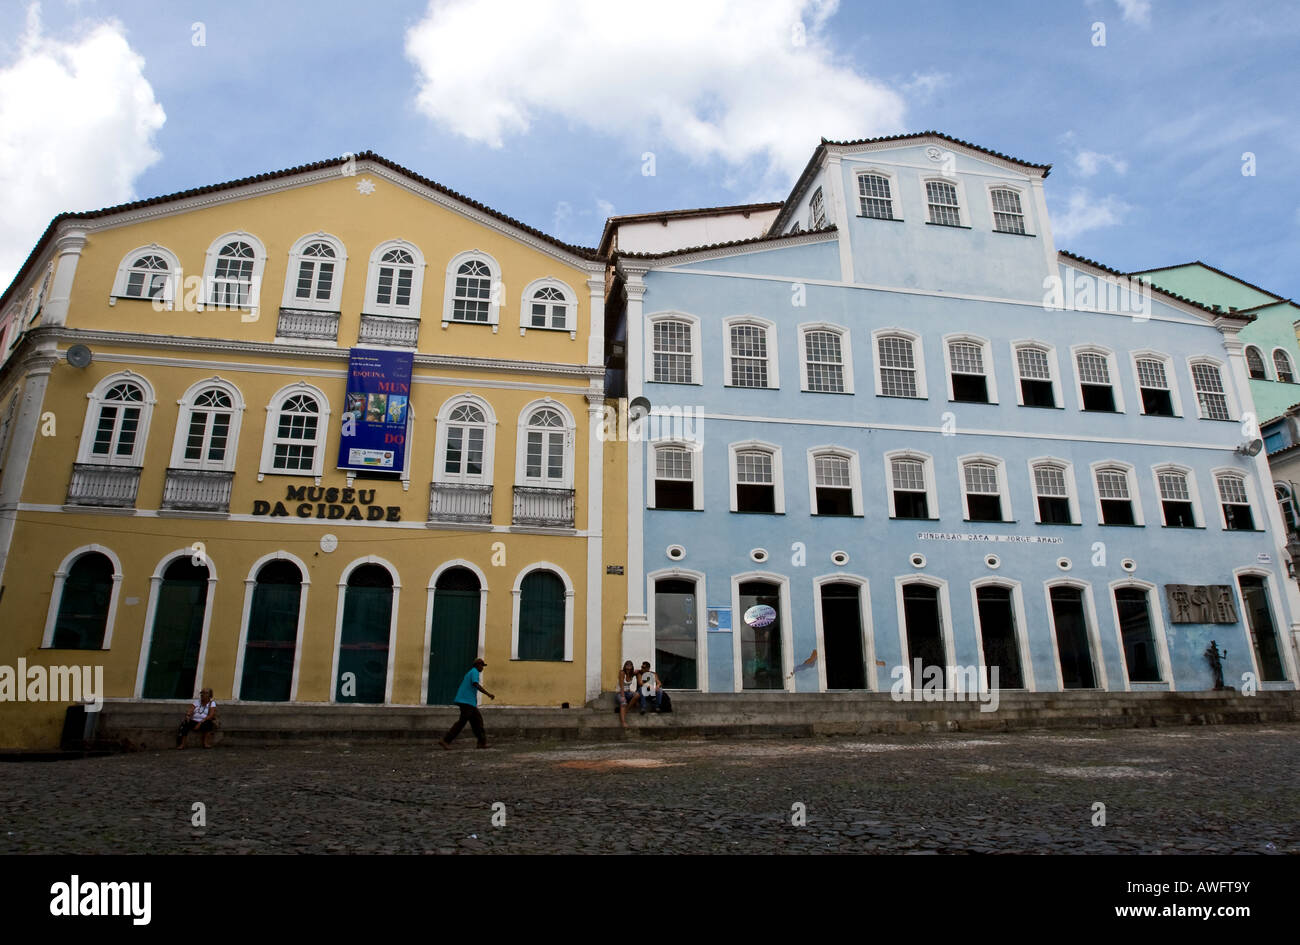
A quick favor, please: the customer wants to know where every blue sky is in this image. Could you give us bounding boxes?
[2,0,1298,299]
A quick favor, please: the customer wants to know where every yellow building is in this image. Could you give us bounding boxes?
[0,152,627,749]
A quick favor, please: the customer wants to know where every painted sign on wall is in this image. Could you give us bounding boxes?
[338,347,413,472]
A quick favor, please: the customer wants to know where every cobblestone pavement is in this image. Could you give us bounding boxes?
[3,725,1297,854]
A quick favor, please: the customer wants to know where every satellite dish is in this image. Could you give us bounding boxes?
[628,396,651,421]
[66,344,93,368]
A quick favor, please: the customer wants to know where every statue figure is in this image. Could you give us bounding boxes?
[1170,586,1191,622]
[1214,586,1236,623]
[1189,586,1212,623]
[1204,639,1227,690]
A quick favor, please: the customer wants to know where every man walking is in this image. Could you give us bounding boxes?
[439,658,494,749]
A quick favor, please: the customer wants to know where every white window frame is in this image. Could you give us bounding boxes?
[1130,350,1183,417]
[649,438,703,510]
[1043,578,1109,691]
[798,322,854,394]
[281,232,347,311]
[510,561,575,662]
[922,176,969,227]
[1187,357,1237,421]
[853,167,901,220]
[1150,463,1205,528]
[442,249,503,330]
[722,316,779,389]
[728,440,785,513]
[111,244,181,307]
[943,333,999,404]
[806,446,862,516]
[1026,456,1080,525]
[518,277,577,339]
[730,570,795,691]
[41,545,125,650]
[872,328,927,399]
[1071,345,1126,414]
[969,577,1036,692]
[1107,577,1174,688]
[1089,460,1145,526]
[958,454,1013,523]
[515,399,575,489]
[1245,345,1270,380]
[647,566,709,691]
[329,555,401,703]
[258,382,332,480]
[985,183,1033,236]
[892,574,955,695]
[363,239,426,320]
[646,312,702,385]
[807,186,827,229]
[883,449,938,520]
[1272,348,1297,384]
[1010,339,1062,408]
[1211,466,1260,531]
[433,394,497,486]
[169,377,246,472]
[202,231,267,315]
[76,371,157,466]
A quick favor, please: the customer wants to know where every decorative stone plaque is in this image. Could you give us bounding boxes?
[1165,584,1237,624]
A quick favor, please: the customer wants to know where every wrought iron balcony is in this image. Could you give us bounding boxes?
[67,463,141,508]
[428,481,493,525]
[512,485,575,527]
[161,468,234,512]
[358,313,419,348]
[277,307,340,343]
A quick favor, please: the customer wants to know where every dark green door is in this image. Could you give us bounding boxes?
[518,570,564,660]
[428,567,481,704]
[143,559,210,699]
[240,559,302,702]
[52,552,114,649]
[336,564,392,703]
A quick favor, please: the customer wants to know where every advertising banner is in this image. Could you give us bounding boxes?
[337,347,413,473]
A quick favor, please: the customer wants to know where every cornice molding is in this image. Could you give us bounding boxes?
[827,137,1050,180]
[636,230,838,269]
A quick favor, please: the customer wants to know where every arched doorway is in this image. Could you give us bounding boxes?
[336,564,393,703]
[820,582,867,690]
[518,570,565,661]
[428,567,481,704]
[143,559,210,699]
[52,552,115,649]
[738,580,783,690]
[240,559,303,701]
[902,582,947,688]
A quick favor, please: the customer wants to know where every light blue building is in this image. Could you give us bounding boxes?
[605,132,1300,697]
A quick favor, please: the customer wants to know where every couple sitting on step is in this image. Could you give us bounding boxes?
[616,660,671,727]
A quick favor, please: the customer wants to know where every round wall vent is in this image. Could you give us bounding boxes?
[1056,557,1072,571]
[910,553,926,569]
[666,544,685,561]
[831,550,850,566]
[984,554,1001,570]
[1121,558,1137,573]
[750,548,769,563]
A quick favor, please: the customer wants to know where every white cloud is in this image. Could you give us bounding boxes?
[1074,149,1128,177]
[0,5,165,290]
[902,71,949,102]
[405,0,905,192]
[1052,189,1132,241]
[1116,0,1152,26]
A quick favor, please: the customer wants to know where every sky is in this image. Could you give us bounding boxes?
[1,0,1298,299]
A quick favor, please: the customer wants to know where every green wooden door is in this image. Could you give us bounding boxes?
[240,560,302,702]
[428,568,481,704]
[52,553,114,650]
[518,570,564,661]
[336,564,392,703]
[143,560,210,699]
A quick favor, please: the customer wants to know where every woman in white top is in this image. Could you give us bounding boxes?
[617,660,641,728]
[177,688,219,749]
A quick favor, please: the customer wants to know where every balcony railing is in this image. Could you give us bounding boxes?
[67,464,141,508]
[161,468,234,512]
[428,481,493,524]
[358,314,419,348]
[277,307,340,343]
[512,485,575,527]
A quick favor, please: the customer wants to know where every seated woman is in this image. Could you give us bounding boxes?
[616,660,641,728]
[176,688,219,749]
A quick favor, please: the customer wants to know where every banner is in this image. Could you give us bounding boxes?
[337,347,413,473]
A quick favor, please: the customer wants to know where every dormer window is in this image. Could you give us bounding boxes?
[808,187,826,229]
[990,188,1026,234]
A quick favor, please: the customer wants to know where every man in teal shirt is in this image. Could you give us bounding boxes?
[438,658,494,749]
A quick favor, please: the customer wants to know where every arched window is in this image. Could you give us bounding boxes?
[260,385,330,477]
[857,173,895,219]
[362,240,425,319]
[520,279,576,335]
[283,234,346,310]
[810,448,859,516]
[651,443,700,510]
[203,232,266,312]
[990,187,1025,234]
[1031,461,1074,524]
[962,460,1006,522]
[1014,343,1057,407]
[441,403,488,481]
[516,569,566,661]
[518,406,571,488]
[887,452,934,519]
[730,443,783,513]
[1246,346,1268,379]
[77,373,154,466]
[1276,482,1299,535]
[112,245,179,305]
[1216,473,1255,530]
[443,252,501,327]
[724,318,778,389]
[1273,349,1296,384]
[1156,467,1197,527]
[172,380,244,471]
[51,552,115,649]
[1076,349,1118,412]
[807,187,826,229]
[1095,464,1138,525]
[946,336,996,403]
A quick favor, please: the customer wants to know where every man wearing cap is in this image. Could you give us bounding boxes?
[438,658,494,749]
